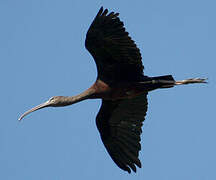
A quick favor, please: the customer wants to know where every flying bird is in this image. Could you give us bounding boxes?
[19,7,206,173]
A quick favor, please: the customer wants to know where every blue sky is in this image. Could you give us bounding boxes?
[0,0,215,179]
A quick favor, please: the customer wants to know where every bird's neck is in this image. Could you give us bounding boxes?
[63,87,96,106]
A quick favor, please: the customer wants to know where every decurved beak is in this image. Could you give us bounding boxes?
[19,100,51,121]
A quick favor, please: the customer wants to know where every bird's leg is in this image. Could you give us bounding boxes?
[175,78,207,85]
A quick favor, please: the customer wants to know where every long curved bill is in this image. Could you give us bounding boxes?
[19,100,51,121]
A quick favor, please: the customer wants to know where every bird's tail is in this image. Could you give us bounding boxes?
[139,75,207,91]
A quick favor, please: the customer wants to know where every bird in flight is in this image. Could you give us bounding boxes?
[19,7,206,173]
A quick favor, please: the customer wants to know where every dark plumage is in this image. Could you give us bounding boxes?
[96,94,147,173]
[85,7,144,84]
[19,7,206,174]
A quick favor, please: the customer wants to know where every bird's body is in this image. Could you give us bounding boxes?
[90,79,147,100]
[19,7,206,173]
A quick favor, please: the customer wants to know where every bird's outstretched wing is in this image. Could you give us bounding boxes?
[96,93,148,173]
[85,7,144,84]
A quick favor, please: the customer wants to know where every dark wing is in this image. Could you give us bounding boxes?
[96,93,148,173]
[85,7,144,84]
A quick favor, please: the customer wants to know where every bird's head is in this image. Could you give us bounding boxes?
[18,96,68,121]
[47,96,69,107]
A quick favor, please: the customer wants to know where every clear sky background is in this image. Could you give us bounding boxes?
[0,0,215,179]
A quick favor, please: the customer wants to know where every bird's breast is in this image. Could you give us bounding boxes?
[91,80,143,100]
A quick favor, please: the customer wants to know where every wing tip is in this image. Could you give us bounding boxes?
[97,6,103,17]
[97,7,120,18]
[126,167,131,174]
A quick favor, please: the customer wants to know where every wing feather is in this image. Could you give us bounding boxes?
[96,93,148,173]
[85,7,144,84]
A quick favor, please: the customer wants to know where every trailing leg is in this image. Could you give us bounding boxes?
[175,78,207,85]
[137,75,207,91]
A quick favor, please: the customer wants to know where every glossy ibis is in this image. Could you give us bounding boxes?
[19,7,206,173]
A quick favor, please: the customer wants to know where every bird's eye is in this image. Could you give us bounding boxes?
[49,97,55,101]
